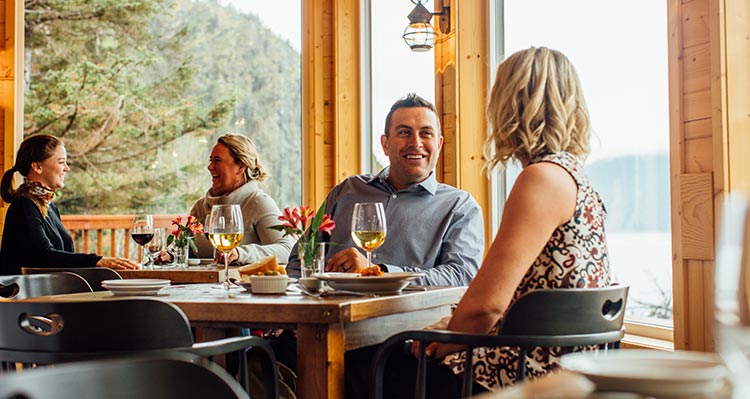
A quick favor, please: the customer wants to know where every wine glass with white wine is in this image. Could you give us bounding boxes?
[351,202,387,271]
[207,204,244,290]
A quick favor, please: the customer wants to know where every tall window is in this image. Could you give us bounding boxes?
[367,0,435,172]
[23,0,302,214]
[500,0,671,326]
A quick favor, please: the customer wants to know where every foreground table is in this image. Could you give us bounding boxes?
[28,284,465,399]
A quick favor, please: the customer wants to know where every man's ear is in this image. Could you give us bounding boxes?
[380,134,389,156]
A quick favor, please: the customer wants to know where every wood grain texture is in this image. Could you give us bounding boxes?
[679,173,714,260]
[682,0,710,48]
[724,0,750,192]
[683,43,710,94]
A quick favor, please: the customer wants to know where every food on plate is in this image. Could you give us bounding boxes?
[238,256,286,282]
[355,265,384,277]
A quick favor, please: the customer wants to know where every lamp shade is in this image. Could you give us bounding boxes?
[402,22,436,52]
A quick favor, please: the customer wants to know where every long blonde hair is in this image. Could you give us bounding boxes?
[483,47,590,173]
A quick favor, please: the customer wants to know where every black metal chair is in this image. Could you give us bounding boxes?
[21,266,123,292]
[0,352,250,399]
[0,273,92,299]
[0,298,279,399]
[370,285,629,399]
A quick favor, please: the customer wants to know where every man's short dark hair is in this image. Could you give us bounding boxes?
[384,93,440,136]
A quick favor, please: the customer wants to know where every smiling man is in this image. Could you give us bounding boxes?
[286,93,484,286]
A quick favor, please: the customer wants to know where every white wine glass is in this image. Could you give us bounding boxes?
[207,204,244,291]
[130,214,154,269]
[351,202,387,270]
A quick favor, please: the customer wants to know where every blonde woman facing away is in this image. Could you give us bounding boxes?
[190,133,292,265]
[376,47,611,397]
[0,134,138,275]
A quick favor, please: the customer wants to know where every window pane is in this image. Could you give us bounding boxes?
[24,0,302,214]
[502,0,671,326]
[369,0,435,172]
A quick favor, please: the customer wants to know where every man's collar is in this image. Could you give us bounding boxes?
[368,167,437,195]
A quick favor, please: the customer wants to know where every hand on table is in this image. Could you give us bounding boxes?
[325,248,369,272]
[97,257,139,270]
[215,248,239,265]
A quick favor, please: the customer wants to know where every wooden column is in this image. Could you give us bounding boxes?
[302,0,360,208]
[434,0,492,247]
[668,0,750,351]
[0,0,15,238]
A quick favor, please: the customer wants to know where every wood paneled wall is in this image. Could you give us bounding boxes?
[669,0,750,351]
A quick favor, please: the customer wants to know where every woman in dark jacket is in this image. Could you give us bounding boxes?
[0,134,138,275]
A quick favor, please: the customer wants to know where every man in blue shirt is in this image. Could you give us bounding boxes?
[287,93,484,286]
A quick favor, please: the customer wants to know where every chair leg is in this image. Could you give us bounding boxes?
[516,348,527,382]
[460,347,474,398]
[415,342,427,399]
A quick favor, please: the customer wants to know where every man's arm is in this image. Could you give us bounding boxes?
[383,195,484,286]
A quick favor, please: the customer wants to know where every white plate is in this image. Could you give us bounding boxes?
[313,272,424,294]
[561,350,729,398]
[106,287,166,296]
[101,279,170,287]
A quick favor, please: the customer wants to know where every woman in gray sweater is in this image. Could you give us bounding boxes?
[190,134,292,265]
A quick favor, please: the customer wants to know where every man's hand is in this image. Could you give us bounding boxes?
[326,248,369,272]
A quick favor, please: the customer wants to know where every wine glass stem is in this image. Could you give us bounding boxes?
[366,251,372,268]
[223,251,230,290]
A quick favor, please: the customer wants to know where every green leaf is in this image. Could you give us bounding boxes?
[167,235,174,246]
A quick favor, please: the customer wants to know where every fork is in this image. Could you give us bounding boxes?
[296,284,376,298]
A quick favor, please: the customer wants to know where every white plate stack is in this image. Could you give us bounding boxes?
[101,279,171,296]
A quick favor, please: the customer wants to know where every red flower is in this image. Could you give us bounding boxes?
[319,215,336,235]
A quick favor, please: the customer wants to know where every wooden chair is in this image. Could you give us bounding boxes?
[0,298,279,399]
[0,273,92,300]
[21,267,123,292]
[370,286,629,399]
[0,352,249,399]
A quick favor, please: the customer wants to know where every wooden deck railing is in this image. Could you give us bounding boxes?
[61,214,179,261]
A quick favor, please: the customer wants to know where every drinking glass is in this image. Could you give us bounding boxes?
[207,204,244,291]
[130,214,154,268]
[145,229,165,268]
[351,202,387,270]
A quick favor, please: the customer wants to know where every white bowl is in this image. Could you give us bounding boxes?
[249,275,289,294]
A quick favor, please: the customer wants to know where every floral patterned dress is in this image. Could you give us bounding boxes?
[442,151,611,391]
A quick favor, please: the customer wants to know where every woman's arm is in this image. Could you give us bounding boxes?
[428,162,578,358]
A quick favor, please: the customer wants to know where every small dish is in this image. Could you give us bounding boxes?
[299,277,324,292]
[187,259,201,266]
[249,275,289,294]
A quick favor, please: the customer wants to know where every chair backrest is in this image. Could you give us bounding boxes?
[0,273,93,300]
[0,299,194,363]
[0,353,249,399]
[498,285,629,346]
[21,267,123,292]
[370,286,629,399]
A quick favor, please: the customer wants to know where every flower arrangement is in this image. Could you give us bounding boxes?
[167,215,204,253]
[270,201,335,269]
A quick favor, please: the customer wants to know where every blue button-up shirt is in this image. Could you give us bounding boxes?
[287,168,484,286]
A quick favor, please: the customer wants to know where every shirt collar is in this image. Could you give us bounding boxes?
[368,167,438,195]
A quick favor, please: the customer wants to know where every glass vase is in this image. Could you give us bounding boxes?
[172,245,189,269]
[299,242,326,278]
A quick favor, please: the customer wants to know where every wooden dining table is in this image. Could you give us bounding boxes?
[26,283,466,399]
